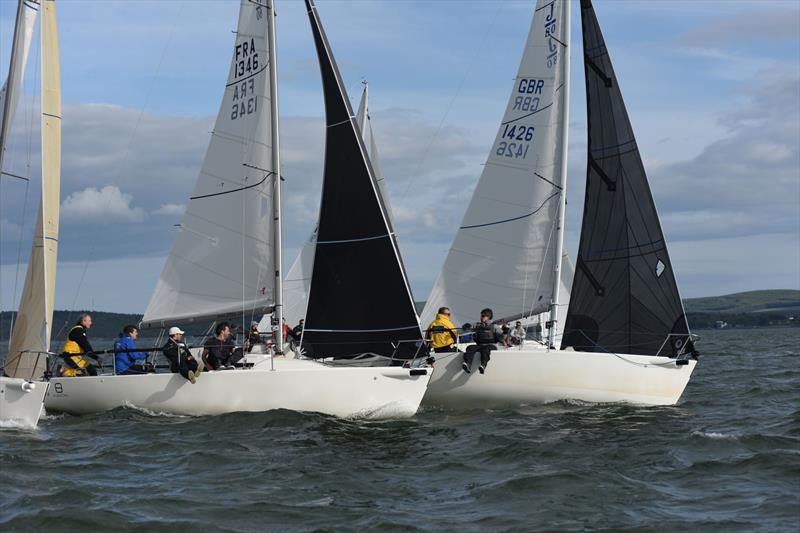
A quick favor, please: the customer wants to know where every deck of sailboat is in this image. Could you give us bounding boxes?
[45,356,431,419]
[424,341,697,408]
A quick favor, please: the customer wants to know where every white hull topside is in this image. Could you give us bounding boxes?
[45,356,431,419]
[424,342,697,408]
[0,377,48,429]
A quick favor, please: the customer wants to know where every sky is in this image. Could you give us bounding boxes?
[0,0,798,315]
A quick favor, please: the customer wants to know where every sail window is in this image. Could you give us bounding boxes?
[655,259,665,278]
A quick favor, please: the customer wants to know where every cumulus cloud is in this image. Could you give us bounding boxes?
[61,185,147,223]
[646,69,799,242]
[153,203,185,216]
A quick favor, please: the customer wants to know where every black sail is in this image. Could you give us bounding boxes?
[300,0,423,359]
[562,0,691,357]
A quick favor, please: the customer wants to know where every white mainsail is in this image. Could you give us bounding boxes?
[282,82,388,329]
[142,0,274,327]
[5,0,60,380]
[421,0,570,329]
[0,0,38,171]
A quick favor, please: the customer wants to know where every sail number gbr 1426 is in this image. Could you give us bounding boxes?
[231,38,259,121]
[496,124,535,159]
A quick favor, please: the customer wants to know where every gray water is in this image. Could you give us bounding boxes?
[1,328,798,532]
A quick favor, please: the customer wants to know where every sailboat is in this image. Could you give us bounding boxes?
[421,0,698,407]
[44,0,430,419]
[283,80,390,329]
[0,0,60,428]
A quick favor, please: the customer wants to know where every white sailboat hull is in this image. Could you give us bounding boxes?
[424,343,697,407]
[44,357,431,419]
[0,377,47,428]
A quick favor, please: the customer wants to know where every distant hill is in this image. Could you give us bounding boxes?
[0,310,143,342]
[416,289,800,329]
[683,289,800,315]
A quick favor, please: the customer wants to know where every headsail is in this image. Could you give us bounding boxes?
[5,0,60,380]
[300,0,423,359]
[142,0,274,328]
[0,0,38,172]
[282,82,388,329]
[421,0,571,329]
[561,0,690,356]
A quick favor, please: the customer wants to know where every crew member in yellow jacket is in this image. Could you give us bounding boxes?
[425,307,459,353]
[61,314,99,377]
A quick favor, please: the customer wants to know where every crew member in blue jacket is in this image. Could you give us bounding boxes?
[114,325,149,374]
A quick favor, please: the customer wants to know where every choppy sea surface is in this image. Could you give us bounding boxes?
[1,327,798,532]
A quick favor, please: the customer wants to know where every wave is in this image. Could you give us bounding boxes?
[691,430,739,440]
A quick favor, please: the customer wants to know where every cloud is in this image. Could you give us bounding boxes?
[153,203,185,216]
[679,8,800,47]
[643,69,799,244]
[61,186,148,223]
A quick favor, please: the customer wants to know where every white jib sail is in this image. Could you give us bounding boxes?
[421,0,570,329]
[0,0,38,171]
[5,0,60,380]
[142,0,274,327]
[282,82,387,329]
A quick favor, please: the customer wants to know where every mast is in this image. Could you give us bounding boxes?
[267,0,283,354]
[548,0,570,349]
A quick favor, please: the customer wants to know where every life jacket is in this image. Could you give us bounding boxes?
[474,322,497,345]
[426,314,458,350]
[63,325,86,355]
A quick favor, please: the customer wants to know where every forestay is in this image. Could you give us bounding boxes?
[5,0,60,380]
[301,0,422,359]
[282,82,388,329]
[143,0,274,328]
[421,0,570,329]
[562,0,691,356]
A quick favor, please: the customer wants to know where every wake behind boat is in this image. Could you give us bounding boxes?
[422,0,697,408]
[45,0,430,420]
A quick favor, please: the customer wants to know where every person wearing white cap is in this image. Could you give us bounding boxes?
[161,326,204,384]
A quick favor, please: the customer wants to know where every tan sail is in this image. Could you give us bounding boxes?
[5,0,61,380]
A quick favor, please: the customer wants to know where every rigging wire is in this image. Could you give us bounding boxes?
[56,4,184,342]
[398,2,504,203]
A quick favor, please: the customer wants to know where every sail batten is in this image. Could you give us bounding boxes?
[561,0,691,357]
[142,0,274,328]
[422,0,570,329]
[300,0,422,359]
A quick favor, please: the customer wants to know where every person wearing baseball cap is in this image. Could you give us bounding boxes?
[161,326,204,384]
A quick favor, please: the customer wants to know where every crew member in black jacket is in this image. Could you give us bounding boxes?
[162,327,204,384]
[462,308,503,375]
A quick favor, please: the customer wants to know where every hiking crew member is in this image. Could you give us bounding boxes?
[202,322,243,370]
[61,314,99,377]
[426,307,458,353]
[114,325,151,375]
[162,327,203,383]
[462,308,503,374]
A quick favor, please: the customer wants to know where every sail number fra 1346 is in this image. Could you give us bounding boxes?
[231,38,259,121]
